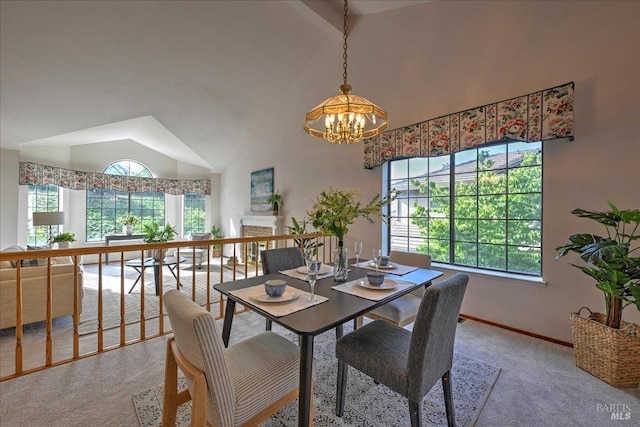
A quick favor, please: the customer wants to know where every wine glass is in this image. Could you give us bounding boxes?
[373,249,382,272]
[307,260,319,302]
[354,242,363,266]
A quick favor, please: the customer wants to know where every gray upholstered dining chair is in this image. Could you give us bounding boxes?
[360,251,432,327]
[260,246,305,275]
[260,247,305,331]
[335,273,469,427]
[162,289,306,427]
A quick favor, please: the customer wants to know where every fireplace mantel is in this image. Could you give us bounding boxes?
[240,215,284,230]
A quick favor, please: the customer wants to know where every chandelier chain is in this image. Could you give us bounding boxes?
[342,0,348,86]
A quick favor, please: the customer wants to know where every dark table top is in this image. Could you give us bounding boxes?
[125,256,186,267]
[214,262,443,337]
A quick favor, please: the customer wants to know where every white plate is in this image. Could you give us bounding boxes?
[358,279,398,290]
[250,289,300,303]
[297,265,333,275]
[369,261,397,270]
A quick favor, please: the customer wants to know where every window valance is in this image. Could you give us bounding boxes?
[363,82,574,168]
[19,162,211,196]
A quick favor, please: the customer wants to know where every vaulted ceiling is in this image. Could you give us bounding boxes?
[0,1,426,172]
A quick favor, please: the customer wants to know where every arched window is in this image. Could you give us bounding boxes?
[86,160,165,241]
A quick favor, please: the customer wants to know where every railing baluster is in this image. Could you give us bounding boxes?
[15,263,23,375]
[45,259,52,366]
[0,232,325,381]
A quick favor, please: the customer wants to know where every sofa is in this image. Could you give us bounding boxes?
[0,246,84,330]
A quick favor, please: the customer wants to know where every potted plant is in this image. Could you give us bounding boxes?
[210,224,224,257]
[53,232,76,248]
[120,213,138,236]
[555,201,640,387]
[285,216,324,257]
[307,187,398,281]
[268,191,283,215]
[143,222,177,260]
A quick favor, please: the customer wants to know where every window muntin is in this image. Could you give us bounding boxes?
[388,141,542,276]
[27,184,60,246]
[183,193,206,236]
[86,160,164,242]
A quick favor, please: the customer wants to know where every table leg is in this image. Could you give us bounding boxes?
[127,267,143,293]
[221,299,236,347]
[168,264,181,289]
[153,264,161,296]
[298,334,314,427]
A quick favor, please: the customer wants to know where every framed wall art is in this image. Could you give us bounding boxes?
[250,167,274,212]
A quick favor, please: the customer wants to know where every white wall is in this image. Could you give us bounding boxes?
[2,140,216,248]
[219,0,640,342]
[1,1,637,343]
[0,149,20,249]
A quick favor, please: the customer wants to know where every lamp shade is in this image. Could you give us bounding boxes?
[33,211,65,226]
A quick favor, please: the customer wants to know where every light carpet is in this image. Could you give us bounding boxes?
[132,318,501,427]
[79,264,234,335]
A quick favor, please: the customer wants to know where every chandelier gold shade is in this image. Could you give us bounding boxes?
[303,0,387,145]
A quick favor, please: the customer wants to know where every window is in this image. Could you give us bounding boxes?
[28,184,60,246]
[388,141,542,276]
[86,160,165,241]
[183,193,206,236]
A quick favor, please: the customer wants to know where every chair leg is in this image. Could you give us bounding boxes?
[409,400,423,427]
[265,319,272,331]
[335,323,343,340]
[442,370,456,427]
[336,360,348,417]
[162,339,179,427]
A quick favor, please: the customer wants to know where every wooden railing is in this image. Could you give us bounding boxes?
[0,233,330,381]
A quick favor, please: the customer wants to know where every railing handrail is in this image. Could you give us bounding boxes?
[0,232,327,262]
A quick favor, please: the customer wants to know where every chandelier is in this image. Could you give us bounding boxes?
[303,0,387,145]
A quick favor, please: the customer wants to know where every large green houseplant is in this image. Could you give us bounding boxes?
[307,187,398,281]
[143,222,177,260]
[555,201,640,387]
[555,201,640,329]
[285,216,324,257]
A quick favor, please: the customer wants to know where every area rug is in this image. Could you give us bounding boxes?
[79,263,230,335]
[132,316,501,427]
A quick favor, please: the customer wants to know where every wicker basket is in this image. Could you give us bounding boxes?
[570,307,640,388]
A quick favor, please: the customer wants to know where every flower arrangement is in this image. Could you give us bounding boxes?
[307,187,399,281]
[119,214,138,226]
[307,187,399,242]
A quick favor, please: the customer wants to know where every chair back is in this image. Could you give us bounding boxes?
[407,273,468,401]
[389,251,431,297]
[190,232,212,250]
[164,290,236,426]
[260,247,304,274]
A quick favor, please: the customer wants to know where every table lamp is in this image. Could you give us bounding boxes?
[33,211,65,246]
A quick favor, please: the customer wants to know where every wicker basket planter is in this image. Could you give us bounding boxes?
[570,307,640,388]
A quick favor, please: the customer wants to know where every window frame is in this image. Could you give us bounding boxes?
[27,184,60,247]
[386,141,543,277]
[85,160,165,242]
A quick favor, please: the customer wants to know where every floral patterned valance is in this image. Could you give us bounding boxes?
[363,82,574,168]
[19,162,211,195]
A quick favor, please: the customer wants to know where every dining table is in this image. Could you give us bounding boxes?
[213,258,443,427]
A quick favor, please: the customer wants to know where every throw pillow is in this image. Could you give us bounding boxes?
[21,258,45,267]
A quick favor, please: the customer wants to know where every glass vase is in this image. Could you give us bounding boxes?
[333,241,349,282]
